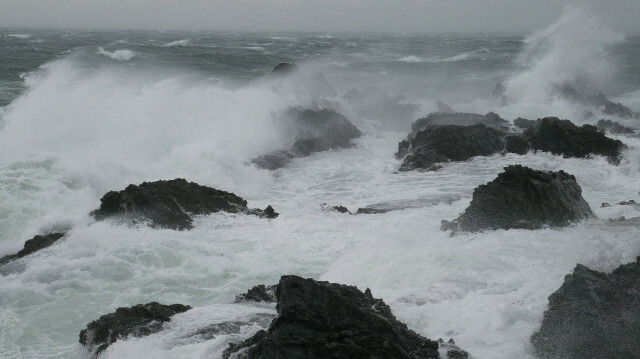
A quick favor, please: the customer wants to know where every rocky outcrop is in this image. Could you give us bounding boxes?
[531,257,640,359]
[596,119,635,135]
[253,108,361,170]
[79,302,192,355]
[91,179,278,230]
[223,275,442,359]
[525,117,626,164]
[411,111,509,133]
[397,124,505,171]
[513,117,536,130]
[504,135,529,155]
[441,165,593,232]
[235,284,277,303]
[0,232,66,266]
[554,83,639,119]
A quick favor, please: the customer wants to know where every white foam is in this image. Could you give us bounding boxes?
[398,55,424,63]
[97,47,136,61]
[164,39,189,47]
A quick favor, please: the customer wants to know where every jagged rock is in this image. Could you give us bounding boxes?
[525,117,626,164]
[253,108,361,170]
[0,232,66,266]
[411,111,509,133]
[91,179,278,230]
[79,302,191,355]
[554,83,639,119]
[271,63,298,76]
[223,275,441,359]
[504,135,529,155]
[397,124,505,172]
[437,338,470,359]
[441,165,593,232]
[597,119,635,135]
[531,257,640,359]
[235,284,278,303]
[513,117,536,130]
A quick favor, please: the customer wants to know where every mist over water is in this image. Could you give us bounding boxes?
[1,7,640,359]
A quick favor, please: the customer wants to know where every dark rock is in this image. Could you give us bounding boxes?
[235,284,278,303]
[411,111,509,133]
[253,108,361,170]
[223,275,440,359]
[79,302,191,355]
[441,165,593,232]
[355,207,389,215]
[597,119,635,135]
[272,63,298,76]
[504,135,529,155]
[436,100,456,113]
[531,257,640,359]
[526,117,626,164]
[619,200,637,206]
[513,117,536,130]
[398,124,505,172]
[437,338,470,359]
[601,202,611,208]
[0,232,66,267]
[91,178,277,230]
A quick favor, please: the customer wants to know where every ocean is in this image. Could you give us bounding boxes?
[1,8,640,359]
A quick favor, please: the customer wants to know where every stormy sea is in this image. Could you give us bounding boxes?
[1,8,640,359]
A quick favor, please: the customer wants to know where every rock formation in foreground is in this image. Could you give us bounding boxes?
[441,165,593,232]
[397,124,505,172]
[223,275,449,359]
[531,257,640,359]
[0,232,66,267]
[252,107,362,170]
[91,178,278,230]
[79,302,192,355]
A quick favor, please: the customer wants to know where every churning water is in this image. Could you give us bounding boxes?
[1,7,640,359]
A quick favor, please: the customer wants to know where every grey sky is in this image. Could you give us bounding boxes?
[1,0,639,34]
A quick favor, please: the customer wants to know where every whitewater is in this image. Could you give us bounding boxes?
[2,8,640,359]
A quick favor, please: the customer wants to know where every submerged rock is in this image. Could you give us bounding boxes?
[526,117,626,164]
[437,338,470,359]
[531,257,640,359]
[79,302,192,355]
[397,124,505,171]
[223,275,441,359]
[271,62,298,76]
[596,119,635,135]
[441,165,593,232]
[0,232,66,267]
[253,108,361,170]
[91,178,278,230]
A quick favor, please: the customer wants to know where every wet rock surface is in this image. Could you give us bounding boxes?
[79,302,192,355]
[91,178,278,230]
[531,257,640,359]
[0,232,66,267]
[442,165,593,232]
[398,124,505,171]
[411,111,509,133]
[253,108,361,170]
[235,284,278,303]
[223,275,441,359]
[525,117,626,163]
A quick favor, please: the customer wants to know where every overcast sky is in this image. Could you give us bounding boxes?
[1,0,639,34]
